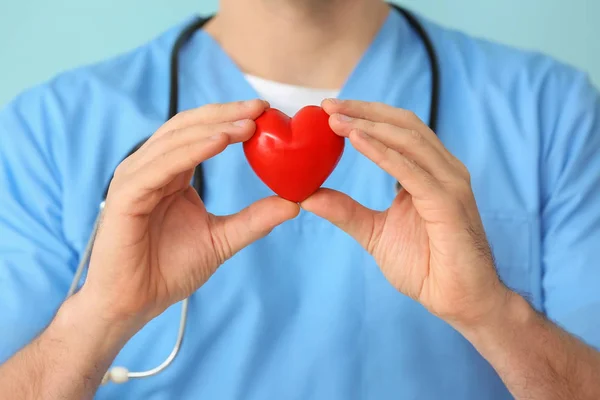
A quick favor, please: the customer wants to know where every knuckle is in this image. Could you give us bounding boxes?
[210,102,228,111]
[372,146,394,171]
[223,101,243,112]
[159,128,179,143]
[105,184,129,205]
[146,129,177,151]
[216,120,237,131]
[399,109,419,123]
[204,124,230,142]
[406,110,419,121]
[407,129,425,145]
[373,101,393,115]
[112,159,130,179]
[104,174,133,207]
[367,101,381,112]
[170,109,192,125]
[154,147,172,165]
[462,166,472,184]
[399,153,419,173]
[104,183,119,203]
[182,142,200,166]
[233,100,249,109]
[457,162,471,182]
[355,102,369,118]
[200,102,227,117]
[381,145,396,162]
[207,101,249,116]
[225,100,248,112]
[460,184,473,200]
[134,138,152,153]
[360,119,377,131]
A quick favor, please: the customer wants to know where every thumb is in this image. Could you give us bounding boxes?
[301,189,378,251]
[212,196,300,260]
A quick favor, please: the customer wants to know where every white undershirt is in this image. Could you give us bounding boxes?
[244,74,340,117]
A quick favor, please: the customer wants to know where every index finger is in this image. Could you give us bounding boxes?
[321,99,447,155]
[322,99,429,131]
[108,133,231,215]
[153,99,269,138]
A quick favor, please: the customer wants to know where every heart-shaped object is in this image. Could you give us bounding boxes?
[243,106,345,202]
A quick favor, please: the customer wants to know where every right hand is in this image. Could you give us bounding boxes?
[80,100,300,327]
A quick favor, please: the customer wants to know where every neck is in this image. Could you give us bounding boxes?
[204,0,390,89]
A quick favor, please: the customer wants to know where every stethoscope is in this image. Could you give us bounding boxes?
[65,4,440,385]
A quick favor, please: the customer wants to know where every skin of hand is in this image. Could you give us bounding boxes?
[302,99,511,330]
[80,99,300,327]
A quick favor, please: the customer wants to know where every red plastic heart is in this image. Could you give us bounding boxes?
[243,106,345,202]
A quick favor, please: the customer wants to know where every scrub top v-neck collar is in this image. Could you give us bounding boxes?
[180,8,412,105]
[175,8,425,196]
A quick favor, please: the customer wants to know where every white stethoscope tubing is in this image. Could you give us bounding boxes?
[65,201,190,385]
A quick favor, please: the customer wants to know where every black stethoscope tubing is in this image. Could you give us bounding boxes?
[112,4,440,201]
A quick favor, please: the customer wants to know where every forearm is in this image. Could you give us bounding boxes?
[0,290,138,400]
[458,292,600,400]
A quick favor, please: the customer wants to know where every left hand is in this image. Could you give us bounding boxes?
[302,99,512,329]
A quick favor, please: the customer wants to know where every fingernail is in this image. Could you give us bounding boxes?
[336,113,353,122]
[233,119,251,127]
[262,100,271,108]
[326,98,340,104]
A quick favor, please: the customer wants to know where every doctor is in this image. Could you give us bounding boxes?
[1,0,600,399]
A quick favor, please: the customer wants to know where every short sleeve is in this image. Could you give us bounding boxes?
[541,67,600,349]
[0,86,77,362]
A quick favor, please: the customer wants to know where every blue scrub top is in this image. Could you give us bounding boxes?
[1,10,600,400]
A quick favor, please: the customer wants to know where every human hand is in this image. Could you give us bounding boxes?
[302,99,511,329]
[81,100,300,327]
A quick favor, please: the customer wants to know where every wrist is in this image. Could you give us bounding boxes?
[455,289,537,347]
[24,289,143,394]
[78,279,153,328]
[55,289,142,358]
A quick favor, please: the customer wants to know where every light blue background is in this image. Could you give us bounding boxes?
[0,0,598,107]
